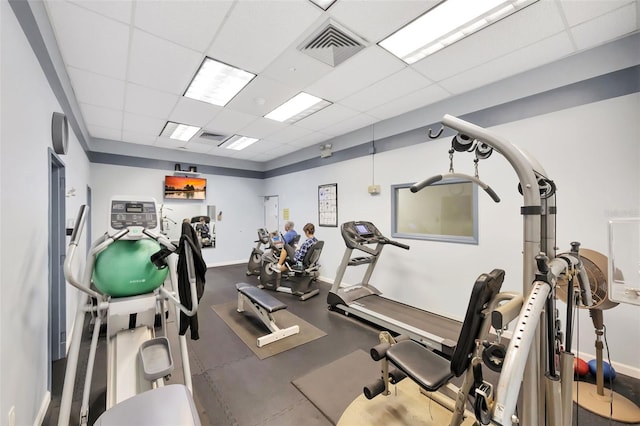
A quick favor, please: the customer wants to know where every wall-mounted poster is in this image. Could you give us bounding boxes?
[318,183,338,227]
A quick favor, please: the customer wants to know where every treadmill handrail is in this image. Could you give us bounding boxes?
[379,236,410,250]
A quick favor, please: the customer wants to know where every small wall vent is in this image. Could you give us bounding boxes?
[298,20,366,67]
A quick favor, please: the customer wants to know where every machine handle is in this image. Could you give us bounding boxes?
[64,205,103,301]
[411,175,442,192]
[411,172,501,203]
[385,239,410,250]
[69,205,88,244]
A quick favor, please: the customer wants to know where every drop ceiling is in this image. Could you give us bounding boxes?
[39,0,639,166]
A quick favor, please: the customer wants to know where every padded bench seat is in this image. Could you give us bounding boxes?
[236,283,287,312]
[386,340,453,391]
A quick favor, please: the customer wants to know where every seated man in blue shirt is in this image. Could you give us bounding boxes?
[272,223,317,273]
[282,221,298,245]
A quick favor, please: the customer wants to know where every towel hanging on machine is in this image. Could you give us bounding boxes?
[177,221,207,340]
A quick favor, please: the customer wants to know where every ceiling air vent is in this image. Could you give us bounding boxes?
[198,131,229,144]
[298,20,366,67]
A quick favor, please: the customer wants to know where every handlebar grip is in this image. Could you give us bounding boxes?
[393,241,410,250]
[483,185,501,203]
[69,205,88,244]
[411,175,443,193]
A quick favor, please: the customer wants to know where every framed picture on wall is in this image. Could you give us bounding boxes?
[318,183,338,227]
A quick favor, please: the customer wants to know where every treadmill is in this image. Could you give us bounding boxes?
[327,221,460,356]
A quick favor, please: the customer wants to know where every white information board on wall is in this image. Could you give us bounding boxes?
[608,218,640,306]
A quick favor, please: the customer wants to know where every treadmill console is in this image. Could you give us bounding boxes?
[341,221,383,247]
[109,197,159,238]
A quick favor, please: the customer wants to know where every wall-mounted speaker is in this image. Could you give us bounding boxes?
[51,112,68,155]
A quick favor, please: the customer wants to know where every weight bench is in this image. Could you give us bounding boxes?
[236,283,300,347]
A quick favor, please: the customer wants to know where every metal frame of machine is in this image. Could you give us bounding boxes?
[59,197,201,426]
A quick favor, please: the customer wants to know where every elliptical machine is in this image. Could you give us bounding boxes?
[59,197,201,426]
[258,233,324,301]
[246,228,271,276]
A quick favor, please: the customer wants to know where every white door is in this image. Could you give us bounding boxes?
[264,196,279,233]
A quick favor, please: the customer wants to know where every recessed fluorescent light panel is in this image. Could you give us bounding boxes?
[379,0,538,64]
[184,57,256,106]
[160,121,201,142]
[265,92,331,124]
[308,0,337,10]
[219,135,259,151]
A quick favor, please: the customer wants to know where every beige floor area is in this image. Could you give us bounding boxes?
[338,379,477,426]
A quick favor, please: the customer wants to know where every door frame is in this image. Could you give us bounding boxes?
[48,149,66,380]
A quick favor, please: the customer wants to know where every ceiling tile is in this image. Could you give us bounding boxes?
[261,48,333,88]
[183,140,218,154]
[366,84,451,120]
[128,29,203,94]
[306,46,406,101]
[122,112,166,135]
[225,75,300,117]
[67,67,125,110]
[87,124,121,141]
[324,113,378,138]
[134,1,233,52]
[288,130,332,148]
[560,0,634,27]
[412,1,565,82]
[67,0,133,24]
[207,0,322,73]
[241,152,274,161]
[440,32,575,95]
[570,3,638,51]
[154,136,187,150]
[329,0,436,43]
[169,97,221,127]
[268,125,315,144]
[238,118,286,139]
[238,138,281,154]
[205,108,256,135]
[340,68,433,112]
[81,103,122,129]
[294,103,360,132]
[121,131,157,146]
[45,0,130,79]
[124,83,180,119]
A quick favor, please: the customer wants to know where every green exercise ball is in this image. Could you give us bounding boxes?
[93,239,168,297]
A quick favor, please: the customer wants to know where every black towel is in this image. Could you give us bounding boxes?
[177,222,207,340]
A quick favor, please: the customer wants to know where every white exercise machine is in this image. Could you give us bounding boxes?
[386,115,597,425]
[59,197,201,426]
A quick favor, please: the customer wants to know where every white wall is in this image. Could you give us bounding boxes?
[89,164,265,266]
[265,93,640,375]
[0,2,91,425]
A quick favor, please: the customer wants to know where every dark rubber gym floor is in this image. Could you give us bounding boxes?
[44,263,640,425]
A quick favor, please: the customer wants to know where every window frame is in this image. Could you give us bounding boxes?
[391,179,479,244]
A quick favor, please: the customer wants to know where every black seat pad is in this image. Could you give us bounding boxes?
[386,340,453,392]
[236,283,287,312]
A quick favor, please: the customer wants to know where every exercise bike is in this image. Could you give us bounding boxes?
[258,233,324,301]
[246,228,271,276]
[59,197,201,426]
